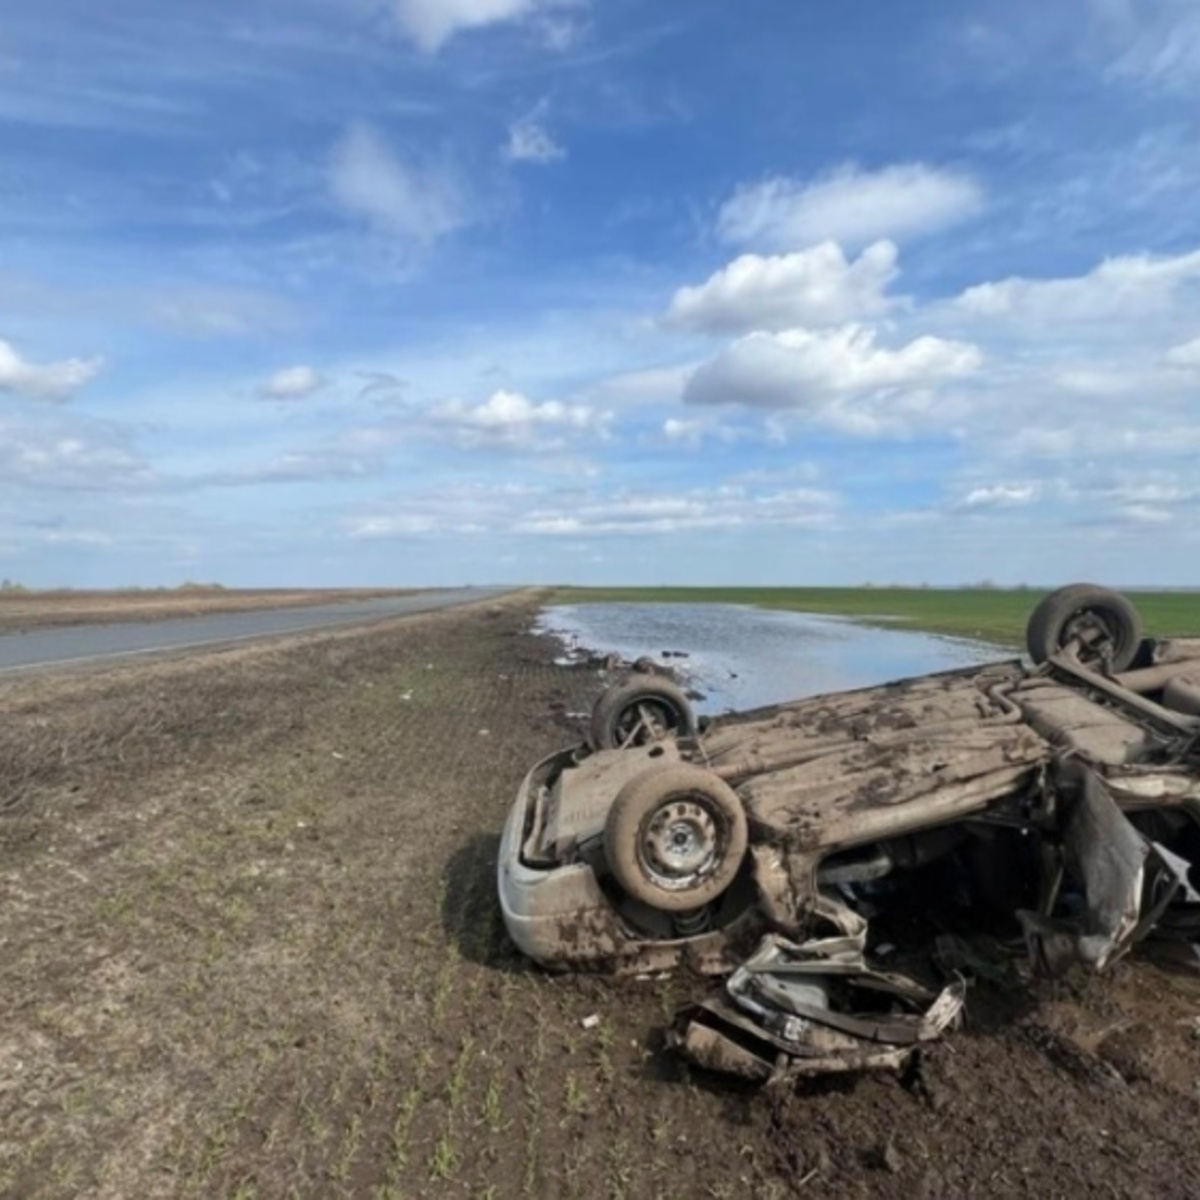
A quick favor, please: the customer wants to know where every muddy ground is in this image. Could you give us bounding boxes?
[0,588,419,634]
[3,593,1200,1198]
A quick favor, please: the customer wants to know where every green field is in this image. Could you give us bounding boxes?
[553,586,1200,647]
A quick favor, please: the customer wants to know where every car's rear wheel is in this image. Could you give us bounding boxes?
[590,675,698,749]
[1025,584,1143,672]
[604,764,747,912]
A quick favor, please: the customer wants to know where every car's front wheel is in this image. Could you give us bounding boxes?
[604,764,747,912]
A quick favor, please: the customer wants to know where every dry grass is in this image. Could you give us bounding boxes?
[0,587,420,633]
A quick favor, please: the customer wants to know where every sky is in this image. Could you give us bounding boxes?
[3,0,1200,588]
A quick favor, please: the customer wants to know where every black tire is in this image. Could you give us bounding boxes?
[1025,584,1143,672]
[589,675,698,750]
[604,764,747,912]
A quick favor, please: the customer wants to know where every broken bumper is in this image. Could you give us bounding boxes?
[497,750,617,968]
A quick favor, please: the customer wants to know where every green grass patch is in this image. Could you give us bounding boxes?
[552,587,1200,647]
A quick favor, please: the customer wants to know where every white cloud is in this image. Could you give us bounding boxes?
[516,484,837,536]
[1165,334,1200,368]
[146,288,302,338]
[430,388,609,449]
[0,412,153,490]
[960,483,1038,510]
[0,339,102,402]
[666,240,900,334]
[659,415,757,447]
[391,0,572,52]
[346,481,539,539]
[683,325,982,429]
[578,364,694,409]
[957,249,1200,323]
[504,101,565,164]
[329,124,468,242]
[717,164,984,250]
[350,513,446,537]
[257,365,326,401]
[663,417,709,445]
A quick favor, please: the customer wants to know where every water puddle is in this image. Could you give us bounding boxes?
[536,602,1008,713]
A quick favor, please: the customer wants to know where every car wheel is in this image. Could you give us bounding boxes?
[1025,583,1143,672]
[590,675,698,750]
[604,764,747,912]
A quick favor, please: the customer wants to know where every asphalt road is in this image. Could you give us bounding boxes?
[0,588,513,674]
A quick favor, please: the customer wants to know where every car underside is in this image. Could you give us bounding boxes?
[498,586,1200,1081]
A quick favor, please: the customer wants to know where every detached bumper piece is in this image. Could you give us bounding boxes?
[669,935,965,1083]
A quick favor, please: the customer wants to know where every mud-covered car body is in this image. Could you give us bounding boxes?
[499,587,1200,1080]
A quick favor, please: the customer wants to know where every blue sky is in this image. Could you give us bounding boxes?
[4,0,1200,587]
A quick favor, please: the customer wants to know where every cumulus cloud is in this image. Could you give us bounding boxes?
[683,325,982,427]
[430,388,609,449]
[504,101,565,163]
[329,124,468,242]
[957,248,1200,323]
[717,164,984,250]
[391,0,574,52]
[0,339,102,402]
[257,365,325,401]
[666,240,900,334]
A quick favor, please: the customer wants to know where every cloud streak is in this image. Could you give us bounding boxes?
[329,124,470,242]
[717,164,984,250]
[391,0,577,52]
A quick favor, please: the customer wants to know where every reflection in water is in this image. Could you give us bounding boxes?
[537,603,1008,714]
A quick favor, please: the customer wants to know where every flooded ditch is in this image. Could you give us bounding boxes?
[536,601,1007,711]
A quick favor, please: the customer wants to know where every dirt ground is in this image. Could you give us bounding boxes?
[0,588,419,634]
[3,594,1200,1199]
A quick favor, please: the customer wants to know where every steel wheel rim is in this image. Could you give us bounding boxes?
[639,796,723,891]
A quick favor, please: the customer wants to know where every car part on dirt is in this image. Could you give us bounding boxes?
[1026,583,1144,672]
[589,673,698,749]
[669,935,967,1082]
[604,763,748,911]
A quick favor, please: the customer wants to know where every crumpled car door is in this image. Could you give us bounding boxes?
[1019,768,1190,974]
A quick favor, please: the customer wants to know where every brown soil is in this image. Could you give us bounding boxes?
[0,588,421,634]
[3,595,1200,1199]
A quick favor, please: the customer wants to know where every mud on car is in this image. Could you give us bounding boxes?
[498,585,1200,1081]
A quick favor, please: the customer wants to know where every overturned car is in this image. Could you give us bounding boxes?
[499,585,1200,1081]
